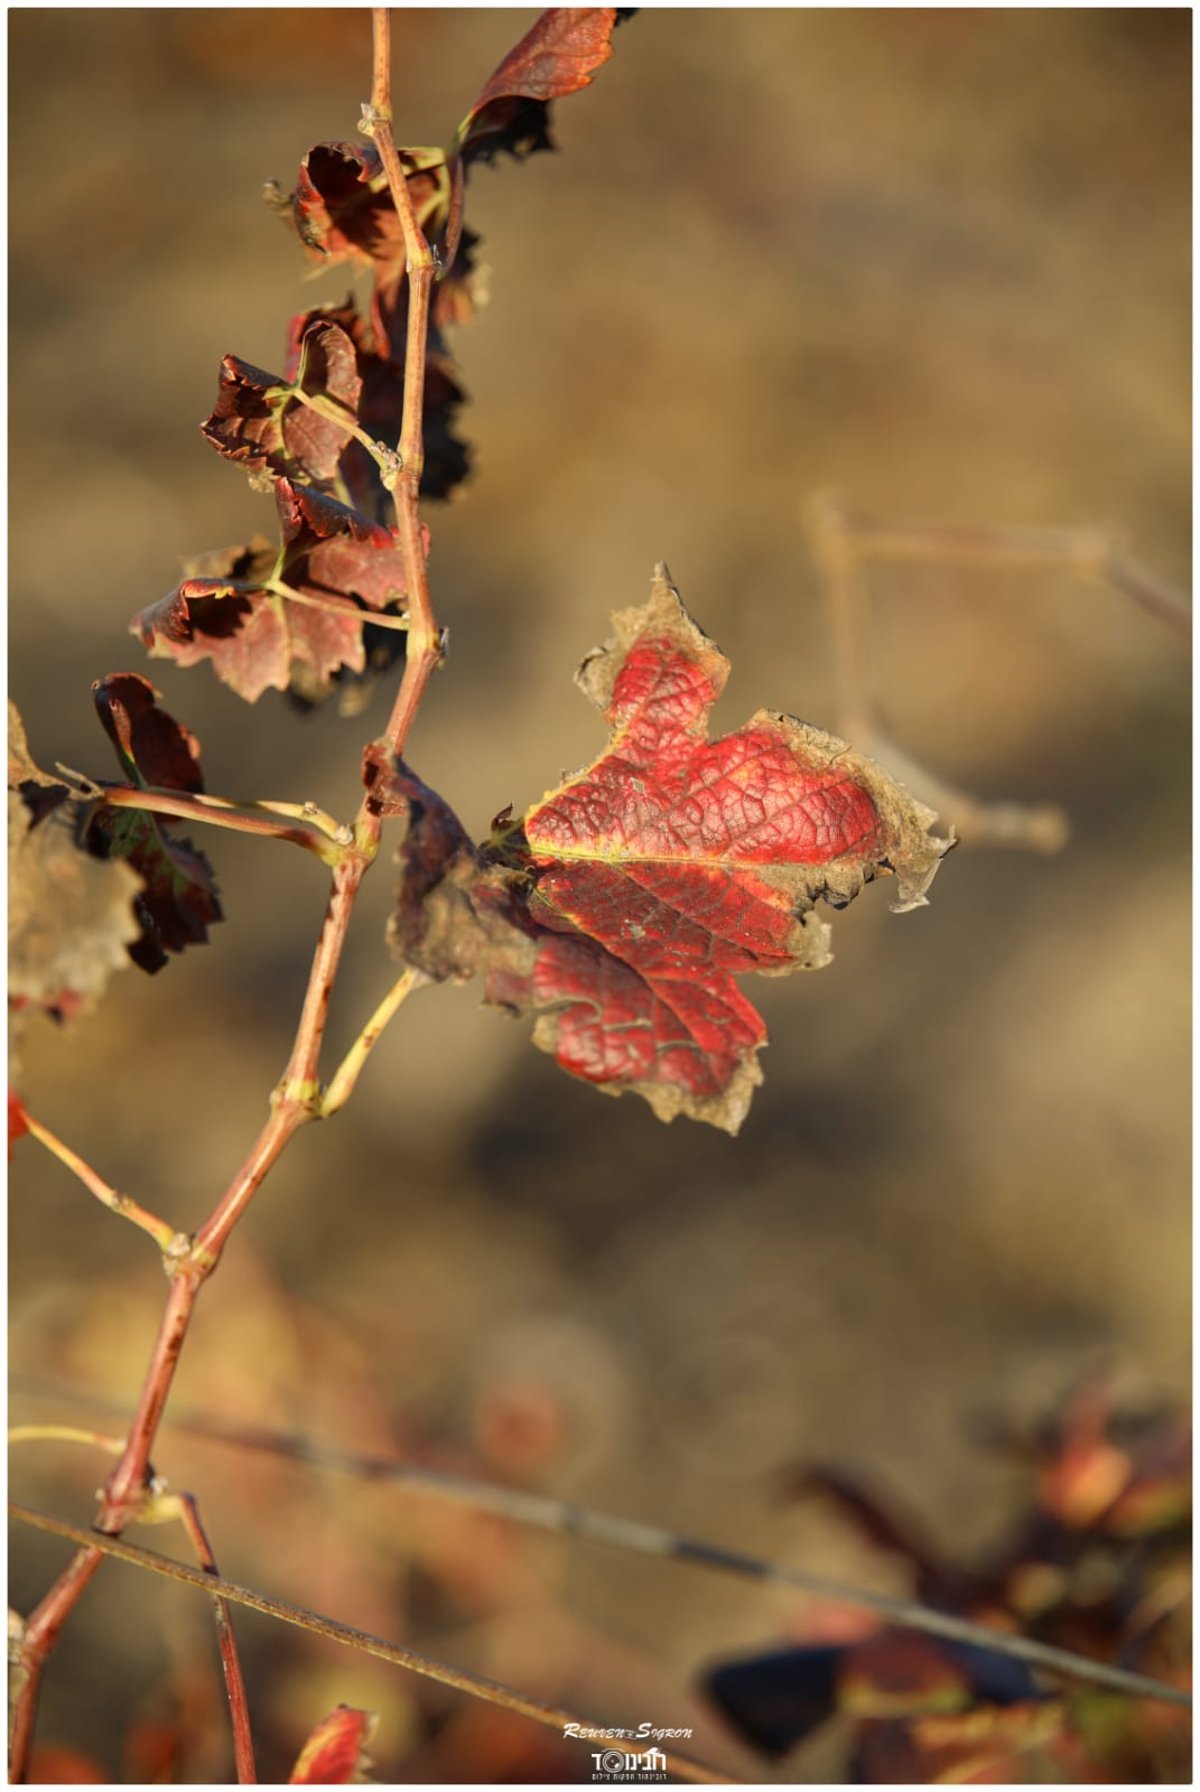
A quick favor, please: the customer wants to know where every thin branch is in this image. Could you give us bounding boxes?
[96,784,340,861]
[21,1113,186,1257]
[148,1490,257,1784]
[9,1426,124,1455]
[9,1504,733,1787]
[265,577,411,636]
[285,384,402,486]
[804,489,1191,850]
[320,966,426,1117]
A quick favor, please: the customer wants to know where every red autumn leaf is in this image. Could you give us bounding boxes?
[201,319,362,492]
[9,1087,30,1154]
[388,568,947,1132]
[133,481,411,706]
[86,676,222,974]
[457,8,627,165]
[288,1705,376,1785]
[26,1745,109,1784]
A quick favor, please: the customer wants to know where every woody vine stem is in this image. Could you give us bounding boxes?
[8,12,437,1780]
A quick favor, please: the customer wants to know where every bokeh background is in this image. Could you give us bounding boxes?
[10,8,1189,1783]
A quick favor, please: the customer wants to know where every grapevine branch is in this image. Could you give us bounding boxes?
[145,1489,257,1784]
[9,1503,734,1788]
[8,10,440,1777]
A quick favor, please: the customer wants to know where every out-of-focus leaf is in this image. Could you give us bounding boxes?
[705,1644,844,1757]
[288,1705,376,1784]
[9,703,141,1020]
[854,1699,1065,1785]
[26,1745,109,1784]
[9,1087,30,1154]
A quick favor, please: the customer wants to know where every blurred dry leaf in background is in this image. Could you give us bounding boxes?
[9,7,1189,1783]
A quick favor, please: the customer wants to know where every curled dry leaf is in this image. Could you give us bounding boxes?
[457,8,628,165]
[88,675,222,975]
[201,320,362,492]
[288,1705,377,1785]
[92,673,205,795]
[133,482,410,706]
[386,568,948,1132]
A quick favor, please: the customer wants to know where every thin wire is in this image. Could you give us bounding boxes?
[7,1503,731,1787]
[10,1376,1190,1711]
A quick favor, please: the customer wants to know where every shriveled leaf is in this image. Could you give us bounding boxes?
[85,808,220,975]
[457,8,626,165]
[288,1705,377,1785]
[388,568,948,1132]
[290,141,424,283]
[274,15,632,512]
[87,676,221,974]
[133,483,410,705]
[201,320,362,491]
[92,673,204,794]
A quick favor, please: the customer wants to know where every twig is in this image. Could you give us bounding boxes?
[805,489,1191,851]
[8,1504,733,1786]
[20,1114,186,1257]
[319,966,426,1116]
[284,383,402,487]
[146,1490,257,1784]
[96,784,340,861]
[9,1425,124,1455]
[265,577,411,636]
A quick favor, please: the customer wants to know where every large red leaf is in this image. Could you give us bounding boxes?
[388,568,948,1132]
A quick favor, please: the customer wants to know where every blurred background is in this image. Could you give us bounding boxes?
[10,8,1189,1783]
